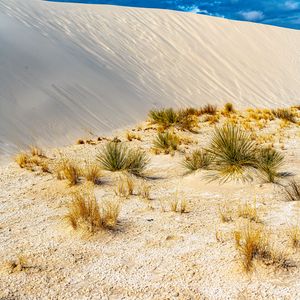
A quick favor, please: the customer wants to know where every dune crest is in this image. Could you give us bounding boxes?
[0,0,300,154]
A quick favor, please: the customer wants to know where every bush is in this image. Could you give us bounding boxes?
[183,149,213,172]
[207,125,257,182]
[199,104,217,115]
[148,108,178,129]
[97,142,149,176]
[153,131,180,154]
[64,190,120,234]
[272,108,296,123]
[255,147,284,183]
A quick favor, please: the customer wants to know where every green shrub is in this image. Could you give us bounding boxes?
[207,125,257,182]
[153,131,180,154]
[183,149,213,172]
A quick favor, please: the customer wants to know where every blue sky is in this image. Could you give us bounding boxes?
[48,0,300,29]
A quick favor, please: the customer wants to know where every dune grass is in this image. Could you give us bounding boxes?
[97,142,149,176]
[255,147,284,183]
[206,125,257,182]
[183,149,213,172]
[272,108,296,123]
[153,131,180,154]
[65,190,120,234]
[84,163,102,184]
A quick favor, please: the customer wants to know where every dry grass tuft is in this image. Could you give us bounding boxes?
[238,201,260,222]
[234,224,291,272]
[199,104,217,115]
[219,204,233,223]
[30,145,45,157]
[289,225,300,248]
[65,190,120,234]
[57,160,81,186]
[161,193,188,213]
[115,174,135,198]
[84,163,102,184]
[137,180,151,200]
[126,131,142,141]
[15,152,30,169]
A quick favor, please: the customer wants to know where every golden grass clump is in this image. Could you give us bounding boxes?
[153,131,180,154]
[114,174,135,198]
[15,153,30,169]
[56,160,81,186]
[161,193,188,213]
[137,180,151,200]
[219,204,233,223]
[234,224,290,272]
[30,145,45,157]
[238,201,260,223]
[84,163,102,184]
[65,190,120,234]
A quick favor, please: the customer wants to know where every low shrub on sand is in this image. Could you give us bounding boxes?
[183,149,213,172]
[97,142,149,176]
[153,131,180,154]
[65,190,120,234]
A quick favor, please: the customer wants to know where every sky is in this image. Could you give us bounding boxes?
[48,0,300,29]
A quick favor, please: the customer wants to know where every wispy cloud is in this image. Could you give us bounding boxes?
[239,10,264,21]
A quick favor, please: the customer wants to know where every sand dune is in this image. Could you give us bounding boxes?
[0,0,300,155]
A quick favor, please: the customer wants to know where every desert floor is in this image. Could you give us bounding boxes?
[1,107,300,299]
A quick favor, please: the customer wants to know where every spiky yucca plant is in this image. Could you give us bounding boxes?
[153,131,180,154]
[207,125,257,182]
[183,149,213,172]
[256,147,284,183]
[97,142,149,176]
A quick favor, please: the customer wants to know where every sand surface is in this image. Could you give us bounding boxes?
[1,109,300,299]
[0,0,300,156]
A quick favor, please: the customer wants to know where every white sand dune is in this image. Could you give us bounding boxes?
[0,0,300,155]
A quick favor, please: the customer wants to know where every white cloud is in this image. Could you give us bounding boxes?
[239,10,265,21]
[284,1,299,10]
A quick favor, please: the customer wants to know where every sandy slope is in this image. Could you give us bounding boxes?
[0,0,300,155]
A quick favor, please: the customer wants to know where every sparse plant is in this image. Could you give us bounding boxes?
[64,190,120,234]
[15,152,30,169]
[137,180,151,200]
[115,174,134,198]
[238,201,259,222]
[153,131,180,154]
[255,147,284,183]
[272,108,296,123]
[97,142,149,176]
[224,102,235,114]
[148,108,178,129]
[289,225,300,248]
[126,131,141,141]
[85,163,102,184]
[183,149,213,172]
[30,145,44,157]
[206,125,257,182]
[58,160,81,186]
[219,204,233,222]
[199,104,217,115]
[283,180,300,201]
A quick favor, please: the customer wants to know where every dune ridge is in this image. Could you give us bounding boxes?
[0,0,300,155]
